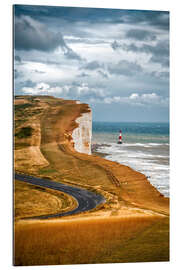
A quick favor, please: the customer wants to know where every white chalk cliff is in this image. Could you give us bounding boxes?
[72,110,92,155]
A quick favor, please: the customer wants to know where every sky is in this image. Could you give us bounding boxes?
[14,5,169,122]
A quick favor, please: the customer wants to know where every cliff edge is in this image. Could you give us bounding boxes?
[72,109,92,155]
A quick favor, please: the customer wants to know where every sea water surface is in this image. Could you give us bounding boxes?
[92,122,169,197]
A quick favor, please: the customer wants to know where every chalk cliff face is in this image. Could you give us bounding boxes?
[72,110,92,155]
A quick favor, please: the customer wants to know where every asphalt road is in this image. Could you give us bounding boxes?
[15,173,105,219]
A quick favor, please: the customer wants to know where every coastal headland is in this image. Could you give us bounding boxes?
[14,95,169,265]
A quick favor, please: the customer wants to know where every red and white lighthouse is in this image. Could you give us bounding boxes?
[118,130,122,144]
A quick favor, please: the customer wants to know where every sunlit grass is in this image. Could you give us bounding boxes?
[14,180,77,220]
[14,215,169,266]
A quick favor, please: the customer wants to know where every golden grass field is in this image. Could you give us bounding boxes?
[14,216,169,265]
[14,95,169,265]
[14,180,77,220]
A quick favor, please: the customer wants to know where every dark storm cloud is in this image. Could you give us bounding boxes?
[14,15,82,60]
[108,60,142,76]
[14,5,169,30]
[14,5,126,24]
[125,29,156,41]
[124,10,169,30]
[15,16,67,51]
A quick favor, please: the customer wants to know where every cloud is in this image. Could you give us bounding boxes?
[80,61,109,79]
[31,69,46,74]
[14,15,82,60]
[129,93,160,104]
[151,71,169,79]
[69,83,106,99]
[22,82,64,95]
[125,29,156,41]
[111,40,120,51]
[150,54,169,67]
[22,82,51,94]
[103,93,168,107]
[111,40,169,67]
[77,72,90,78]
[130,93,139,99]
[14,69,23,79]
[15,16,67,52]
[124,11,169,30]
[143,41,169,67]
[82,61,103,70]
[98,70,109,79]
[111,41,137,52]
[13,6,169,122]
[64,48,83,61]
[65,37,108,45]
[15,5,169,30]
[22,81,167,108]
[108,60,142,76]
[21,81,105,100]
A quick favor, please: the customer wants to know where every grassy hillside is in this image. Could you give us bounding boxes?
[14,180,77,220]
[14,216,169,266]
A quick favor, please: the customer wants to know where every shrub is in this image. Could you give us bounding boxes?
[15,126,33,139]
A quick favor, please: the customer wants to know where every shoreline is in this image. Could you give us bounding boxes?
[91,142,169,198]
[91,143,109,158]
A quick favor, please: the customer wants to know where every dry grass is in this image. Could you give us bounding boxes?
[14,146,49,173]
[14,98,29,105]
[14,180,77,220]
[14,215,169,266]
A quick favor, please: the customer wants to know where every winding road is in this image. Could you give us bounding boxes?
[15,173,105,219]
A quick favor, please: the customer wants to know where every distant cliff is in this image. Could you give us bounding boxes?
[71,109,92,155]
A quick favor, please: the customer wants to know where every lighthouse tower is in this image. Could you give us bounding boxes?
[118,130,122,144]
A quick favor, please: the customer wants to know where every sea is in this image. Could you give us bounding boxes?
[92,122,169,197]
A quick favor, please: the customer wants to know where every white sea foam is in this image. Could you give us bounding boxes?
[96,142,169,197]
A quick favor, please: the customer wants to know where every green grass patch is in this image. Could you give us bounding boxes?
[15,103,33,110]
[39,167,57,175]
[15,126,33,139]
